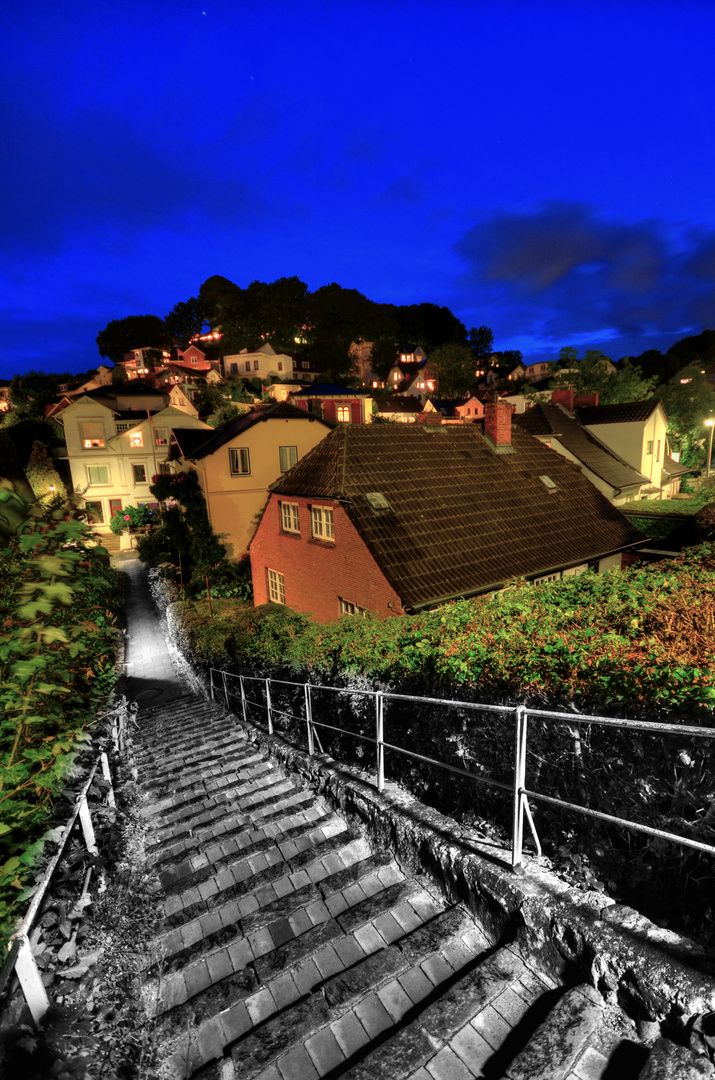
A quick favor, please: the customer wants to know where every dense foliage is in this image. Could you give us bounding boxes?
[168,546,715,943]
[0,515,120,950]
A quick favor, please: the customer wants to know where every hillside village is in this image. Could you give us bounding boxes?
[2,286,715,622]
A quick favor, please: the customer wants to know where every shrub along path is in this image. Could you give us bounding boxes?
[118,557,712,1080]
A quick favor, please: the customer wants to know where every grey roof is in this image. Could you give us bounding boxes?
[289,383,368,398]
[515,404,649,491]
[577,399,662,425]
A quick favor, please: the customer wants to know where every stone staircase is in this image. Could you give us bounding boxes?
[135,694,714,1080]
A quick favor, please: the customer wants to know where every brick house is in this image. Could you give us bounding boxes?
[250,402,645,621]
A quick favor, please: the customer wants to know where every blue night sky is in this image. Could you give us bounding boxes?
[3,0,715,378]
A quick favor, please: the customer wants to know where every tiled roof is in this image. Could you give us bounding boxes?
[175,401,332,460]
[269,424,645,610]
[515,404,649,490]
[577,399,662,425]
[661,456,693,479]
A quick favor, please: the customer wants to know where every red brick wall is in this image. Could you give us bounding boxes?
[551,388,575,412]
[574,392,600,409]
[250,495,405,621]
[484,400,512,445]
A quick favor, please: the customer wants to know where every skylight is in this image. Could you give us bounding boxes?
[365,492,392,512]
[539,475,558,492]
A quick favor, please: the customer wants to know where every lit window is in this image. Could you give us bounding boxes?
[340,598,367,616]
[80,422,105,449]
[311,505,334,541]
[268,569,285,604]
[130,432,144,448]
[279,446,298,472]
[281,502,300,533]
[133,464,147,484]
[155,428,168,445]
[191,357,197,365]
[229,447,251,475]
[87,465,109,485]
[336,405,351,422]
[302,361,309,369]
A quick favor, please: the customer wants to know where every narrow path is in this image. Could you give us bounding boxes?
[115,557,712,1080]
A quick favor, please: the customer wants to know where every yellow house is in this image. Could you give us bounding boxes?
[57,384,210,526]
[170,401,333,557]
[576,399,672,497]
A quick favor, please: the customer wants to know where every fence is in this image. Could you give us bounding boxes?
[0,697,136,1026]
[210,668,715,872]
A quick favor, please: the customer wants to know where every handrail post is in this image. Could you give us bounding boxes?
[100,751,116,809]
[221,670,229,710]
[240,676,248,725]
[265,679,274,736]
[376,692,385,791]
[78,794,98,856]
[305,684,315,756]
[12,933,50,1025]
[511,705,528,868]
[210,668,215,701]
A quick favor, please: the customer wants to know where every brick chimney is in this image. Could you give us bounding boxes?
[574,392,599,409]
[484,399,512,447]
[551,387,574,413]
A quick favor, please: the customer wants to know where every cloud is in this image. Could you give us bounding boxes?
[454,202,715,353]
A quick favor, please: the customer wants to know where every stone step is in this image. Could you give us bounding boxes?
[503,984,603,1080]
[142,757,275,824]
[137,722,245,773]
[151,798,334,873]
[152,787,321,867]
[141,744,262,798]
[136,709,236,752]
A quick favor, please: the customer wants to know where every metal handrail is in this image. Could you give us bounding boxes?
[0,698,132,1026]
[210,667,715,871]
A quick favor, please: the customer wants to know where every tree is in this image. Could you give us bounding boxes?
[427,343,478,397]
[25,441,67,503]
[306,334,357,385]
[469,325,495,365]
[8,371,66,419]
[369,339,400,381]
[657,371,715,467]
[96,314,167,362]
[193,384,227,421]
[165,297,209,347]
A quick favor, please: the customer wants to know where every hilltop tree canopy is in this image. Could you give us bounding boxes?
[96,314,167,362]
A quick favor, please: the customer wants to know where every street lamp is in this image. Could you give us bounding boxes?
[705,419,715,479]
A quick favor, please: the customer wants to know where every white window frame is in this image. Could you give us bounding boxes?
[132,463,147,485]
[154,428,168,446]
[279,446,298,473]
[281,502,300,534]
[229,447,251,475]
[339,598,367,616]
[86,465,109,486]
[646,440,653,455]
[311,505,334,541]
[129,431,144,448]
[267,569,285,604]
